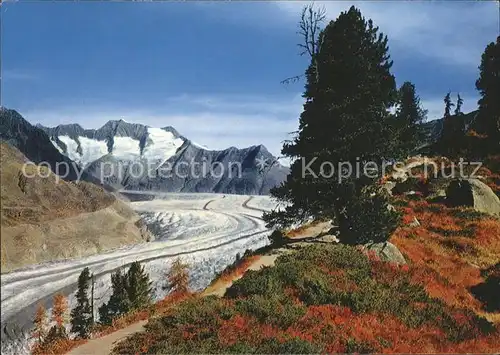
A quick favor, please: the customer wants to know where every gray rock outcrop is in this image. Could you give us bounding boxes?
[446,178,500,217]
[363,242,407,264]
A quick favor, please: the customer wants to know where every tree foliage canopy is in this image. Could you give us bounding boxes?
[476,36,500,145]
[70,267,93,338]
[264,6,401,243]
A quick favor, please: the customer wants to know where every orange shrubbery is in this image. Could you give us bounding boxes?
[95,291,194,338]
[113,239,500,354]
[392,198,500,320]
[32,338,87,355]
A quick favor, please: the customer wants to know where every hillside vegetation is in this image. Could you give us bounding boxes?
[113,209,500,353]
[111,157,500,353]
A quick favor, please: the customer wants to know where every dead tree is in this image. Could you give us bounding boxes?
[90,273,95,326]
[281,3,326,85]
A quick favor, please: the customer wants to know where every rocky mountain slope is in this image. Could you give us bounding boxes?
[38,119,289,195]
[0,108,84,181]
[0,142,152,272]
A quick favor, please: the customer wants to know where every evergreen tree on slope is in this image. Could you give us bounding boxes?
[438,92,466,157]
[393,81,427,158]
[126,261,153,310]
[264,6,398,230]
[98,269,130,325]
[70,267,93,338]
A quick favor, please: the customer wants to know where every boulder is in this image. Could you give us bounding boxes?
[363,242,406,265]
[446,179,500,217]
[316,234,339,243]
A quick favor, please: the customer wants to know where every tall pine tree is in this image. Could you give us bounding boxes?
[393,81,427,157]
[444,92,454,119]
[264,6,398,233]
[125,262,153,310]
[475,36,500,149]
[455,93,464,116]
[70,267,93,339]
[438,92,466,157]
[98,269,130,325]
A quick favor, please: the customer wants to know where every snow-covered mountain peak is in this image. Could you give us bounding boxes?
[40,121,185,168]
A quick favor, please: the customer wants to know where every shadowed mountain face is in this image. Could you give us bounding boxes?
[0,108,83,181]
[33,114,289,195]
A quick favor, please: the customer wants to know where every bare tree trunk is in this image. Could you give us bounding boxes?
[282,4,326,86]
[90,273,95,326]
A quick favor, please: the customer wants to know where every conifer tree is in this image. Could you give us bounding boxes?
[475,36,500,148]
[455,93,464,116]
[439,92,465,156]
[393,81,427,157]
[264,6,399,236]
[32,303,48,344]
[70,267,93,338]
[444,92,454,119]
[44,293,69,344]
[98,269,130,325]
[336,183,401,245]
[126,261,153,310]
[51,293,69,329]
[166,258,190,294]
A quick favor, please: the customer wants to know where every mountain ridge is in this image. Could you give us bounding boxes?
[3,108,288,195]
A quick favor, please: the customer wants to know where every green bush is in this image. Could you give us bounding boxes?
[345,338,376,353]
[235,294,306,328]
[257,337,321,353]
[225,267,284,299]
[335,183,402,245]
[448,208,488,221]
[268,230,286,246]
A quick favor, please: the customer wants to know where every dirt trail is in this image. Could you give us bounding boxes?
[65,221,329,355]
[66,320,147,355]
[203,254,280,297]
[65,255,279,355]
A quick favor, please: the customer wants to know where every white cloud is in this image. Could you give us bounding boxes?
[272,1,498,68]
[21,91,480,164]
[2,69,40,81]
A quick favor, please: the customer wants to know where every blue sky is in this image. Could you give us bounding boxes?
[2,1,498,157]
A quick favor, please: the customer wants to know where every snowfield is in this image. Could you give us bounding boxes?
[0,193,278,354]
